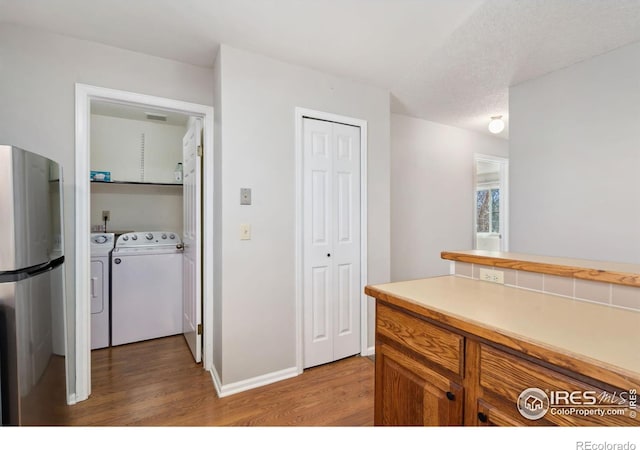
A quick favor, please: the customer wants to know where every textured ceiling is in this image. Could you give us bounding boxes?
[2,0,640,138]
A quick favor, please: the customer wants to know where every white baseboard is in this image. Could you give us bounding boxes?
[210,365,299,398]
[210,365,223,397]
[67,393,78,405]
[362,346,375,357]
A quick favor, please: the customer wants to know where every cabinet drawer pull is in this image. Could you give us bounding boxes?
[446,391,455,401]
[477,412,488,423]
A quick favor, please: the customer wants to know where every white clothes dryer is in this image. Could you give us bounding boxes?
[111,231,183,346]
[90,233,115,349]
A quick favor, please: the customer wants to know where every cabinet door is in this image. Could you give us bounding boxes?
[375,343,463,426]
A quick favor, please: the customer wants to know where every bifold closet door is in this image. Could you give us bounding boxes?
[303,117,361,369]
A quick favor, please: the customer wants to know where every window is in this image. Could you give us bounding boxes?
[476,187,500,233]
[473,154,508,252]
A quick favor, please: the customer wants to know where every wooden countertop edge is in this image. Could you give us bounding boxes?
[364,284,640,389]
[441,251,640,287]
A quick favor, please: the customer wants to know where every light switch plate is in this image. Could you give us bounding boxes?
[240,224,251,240]
[479,268,504,284]
[240,188,252,205]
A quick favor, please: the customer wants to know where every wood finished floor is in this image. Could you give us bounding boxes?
[63,335,374,426]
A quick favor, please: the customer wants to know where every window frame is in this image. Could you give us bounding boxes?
[472,154,509,251]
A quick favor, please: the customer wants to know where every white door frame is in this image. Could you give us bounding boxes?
[472,153,509,252]
[74,83,214,403]
[294,107,368,374]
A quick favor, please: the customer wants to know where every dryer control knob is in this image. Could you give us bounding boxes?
[94,235,107,244]
[169,234,175,240]
[132,235,138,240]
[122,236,129,241]
[161,234,167,239]
[145,233,153,240]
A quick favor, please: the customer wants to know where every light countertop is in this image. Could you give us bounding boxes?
[366,276,640,385]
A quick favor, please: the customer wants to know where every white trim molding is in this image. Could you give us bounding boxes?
[74,84,214,403]
[294,107,368,374]
[472,153,509,252]
[211,366,299,398]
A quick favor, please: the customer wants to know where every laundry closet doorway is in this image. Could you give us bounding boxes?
[75,84,214,404]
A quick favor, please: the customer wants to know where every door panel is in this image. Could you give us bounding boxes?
[311,170,329,244]
[303,118,361,368]
[182,117,202,362]
[331,123,360,362]
[311,266,330,342]
[375,344,463,426]
[337,263,352,335]
[304,119,334,367]
[337,172,353,242]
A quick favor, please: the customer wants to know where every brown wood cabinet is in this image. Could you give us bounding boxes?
[375,343,463,425]
[373,300,639,427]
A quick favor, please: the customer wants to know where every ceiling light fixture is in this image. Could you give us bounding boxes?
[488,115,505,134]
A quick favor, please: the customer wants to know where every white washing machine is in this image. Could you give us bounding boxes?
[90,232,115,350]
[111,231,183,346]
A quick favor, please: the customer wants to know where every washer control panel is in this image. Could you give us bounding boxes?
[90,233,115,248]
[115,231,181,248]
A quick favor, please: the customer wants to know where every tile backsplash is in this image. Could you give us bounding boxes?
[453,262,640,312]
[516,271,544,292]
[574,279,611,305]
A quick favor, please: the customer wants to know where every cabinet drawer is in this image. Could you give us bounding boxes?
[376,303,463,376]
[479,344,638,426]
[476,399,550,427]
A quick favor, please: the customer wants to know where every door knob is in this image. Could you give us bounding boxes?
[327,253,331,257]
[446,391,455,401]
[477,412,488,423]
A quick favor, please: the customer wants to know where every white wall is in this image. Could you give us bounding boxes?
[90,184,183,235]
[0,23,213,398]
[510,41,640,264]
[90,114,185,235]
[91,114,185,184]
[390,114,508,282]
[216,45,390,385]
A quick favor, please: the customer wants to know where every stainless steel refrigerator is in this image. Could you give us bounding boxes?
[0,145,67,425]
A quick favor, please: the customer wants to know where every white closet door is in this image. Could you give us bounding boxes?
[303,118,360,369]
[182,117,202,362]
[330,123,361,361]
